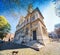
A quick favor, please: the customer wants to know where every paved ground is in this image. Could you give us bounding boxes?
[0,42,60,55]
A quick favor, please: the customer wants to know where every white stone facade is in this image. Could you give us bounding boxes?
[13,7,50,45]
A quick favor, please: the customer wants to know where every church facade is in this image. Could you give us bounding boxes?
[14,7,50,45]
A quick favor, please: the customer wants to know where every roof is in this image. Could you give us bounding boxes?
[25,7,44,19]
[32,7,44,19]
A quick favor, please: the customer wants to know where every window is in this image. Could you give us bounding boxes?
[20,29,24,33]
[27,19,28,22]
[26,27,29,34]
[31,15,35,21]
[27,18,30,23]
[24,20,26,25]
[35,12,39,18]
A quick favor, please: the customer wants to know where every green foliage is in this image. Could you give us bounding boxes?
[0,16,11,39]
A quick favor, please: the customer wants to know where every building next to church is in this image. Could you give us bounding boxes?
[3,33,14,42]
[49,24,60,41]
[14,5,50,45]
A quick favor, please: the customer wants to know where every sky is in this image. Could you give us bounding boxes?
[0,0,60,33]
[42,2,60,32]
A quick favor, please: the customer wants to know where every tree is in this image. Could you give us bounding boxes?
[0,16,11,39]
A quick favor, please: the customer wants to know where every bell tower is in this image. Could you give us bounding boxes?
[28,4,33,13]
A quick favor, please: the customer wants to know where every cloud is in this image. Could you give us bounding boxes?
[42,2,60,32]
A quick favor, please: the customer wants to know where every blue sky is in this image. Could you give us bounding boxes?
[0,0,60,33]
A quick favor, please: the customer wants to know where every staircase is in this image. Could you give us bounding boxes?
[23,40,44,50]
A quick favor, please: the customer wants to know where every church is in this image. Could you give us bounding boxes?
[13,5,50,46]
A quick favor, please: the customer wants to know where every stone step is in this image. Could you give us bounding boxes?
[23,40,44,51]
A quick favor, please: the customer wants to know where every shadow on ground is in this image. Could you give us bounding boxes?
[0,42,29,51]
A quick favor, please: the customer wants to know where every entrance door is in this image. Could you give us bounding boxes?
[33,30,37,40]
